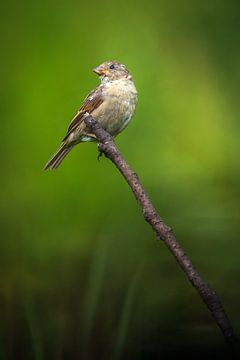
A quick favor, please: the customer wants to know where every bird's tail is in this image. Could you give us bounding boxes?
[44,143,73,170]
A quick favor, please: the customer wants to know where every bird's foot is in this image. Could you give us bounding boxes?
[97,150,103,161]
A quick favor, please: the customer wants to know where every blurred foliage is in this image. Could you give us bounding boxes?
[0,0,240,358]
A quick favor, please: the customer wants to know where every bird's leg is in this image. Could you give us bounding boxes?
[97,143,104,161]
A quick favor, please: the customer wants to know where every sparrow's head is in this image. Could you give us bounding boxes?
[93,61,130,81]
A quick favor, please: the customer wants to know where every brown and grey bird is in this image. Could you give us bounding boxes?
[44,60,138,170]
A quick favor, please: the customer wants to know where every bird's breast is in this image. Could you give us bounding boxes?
[92,79,137,136]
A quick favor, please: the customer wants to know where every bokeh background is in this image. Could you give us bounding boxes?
[0,0,240,358]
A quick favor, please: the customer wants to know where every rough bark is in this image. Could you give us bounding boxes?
[84,113,239,351]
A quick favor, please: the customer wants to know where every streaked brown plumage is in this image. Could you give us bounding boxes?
[44,60,137,170]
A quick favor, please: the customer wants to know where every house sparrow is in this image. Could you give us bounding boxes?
[44,60,138,170]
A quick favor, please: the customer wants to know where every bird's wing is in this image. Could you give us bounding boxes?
[63,86,104,141]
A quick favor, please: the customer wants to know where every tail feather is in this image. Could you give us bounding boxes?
[44,144,73,170]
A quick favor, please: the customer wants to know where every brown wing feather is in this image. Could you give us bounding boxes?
[63,86,104,141]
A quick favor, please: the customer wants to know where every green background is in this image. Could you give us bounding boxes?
[1,0,240,358]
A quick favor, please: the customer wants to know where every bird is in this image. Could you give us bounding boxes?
[44,60,138,170]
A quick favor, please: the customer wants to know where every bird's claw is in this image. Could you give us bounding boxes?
[97,151,103,161]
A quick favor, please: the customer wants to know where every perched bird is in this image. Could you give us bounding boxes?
[44,60,138,170]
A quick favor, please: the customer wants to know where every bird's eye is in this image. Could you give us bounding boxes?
[109,64,115,70]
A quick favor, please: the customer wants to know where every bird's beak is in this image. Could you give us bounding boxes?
[93,66,108,76]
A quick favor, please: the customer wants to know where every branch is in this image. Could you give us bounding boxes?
[83,113,239,351]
